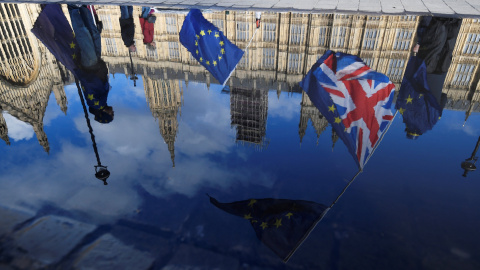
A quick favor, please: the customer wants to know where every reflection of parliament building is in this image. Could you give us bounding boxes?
[95,7,480,148]
[2,4,480,155]
[0,3,70,152]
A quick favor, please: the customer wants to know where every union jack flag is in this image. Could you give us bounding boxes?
[300,51,395,169]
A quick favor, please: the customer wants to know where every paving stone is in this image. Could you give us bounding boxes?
[400,0,430,13]
[447,0,480,15]
[72,234,155,270]
[381,0,405,13]
[251,1,280,9]
[466,0,480,12]
[12,216,96,266]
[422,0,455,14]
[315,0,338,11]
[0,206,34,237]
[161,244,240,270]
[359,0,382,13]
[337,0,360,11]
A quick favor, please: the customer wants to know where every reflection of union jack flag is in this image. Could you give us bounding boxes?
[300,51,395,169]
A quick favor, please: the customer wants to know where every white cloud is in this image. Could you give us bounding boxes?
[268,92,301,120]
[3,113,34,141]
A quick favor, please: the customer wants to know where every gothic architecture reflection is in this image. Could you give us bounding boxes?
[2,4,480,156]
[0,3,70,152]
[94,6,480,145]
[144,76,183,167]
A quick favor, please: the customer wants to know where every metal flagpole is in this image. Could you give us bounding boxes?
[330,110,399,208]
[283,110,399,262]
[222,17,260,87]
[75,79,110,185]
[129,50,137,87]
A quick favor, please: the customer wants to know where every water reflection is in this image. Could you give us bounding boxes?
[0,3,480,269]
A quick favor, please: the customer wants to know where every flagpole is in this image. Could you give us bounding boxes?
[329,110,398,208]
[222,27,259,87]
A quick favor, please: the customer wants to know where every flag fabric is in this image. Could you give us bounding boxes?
[31,4,80,73]
[299,51,395,169]
[179,9,244,85]
[395,56,443,139]
[210,196,329,262]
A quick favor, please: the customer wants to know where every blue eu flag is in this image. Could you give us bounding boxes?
[395,56,443,139]
[210,196,329,262]
[180,9,244,85]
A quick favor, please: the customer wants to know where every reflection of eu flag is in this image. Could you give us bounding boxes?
[31,4,80,73]
[299,51,395,169]
[210,196,329,262]
[395,56,442,139]
[180,9,244,85]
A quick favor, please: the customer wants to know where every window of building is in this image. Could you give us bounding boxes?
[263,48,275,69]
[105,38,118,55]
[236,22,249,41]
[288,53,303,73]
[290,24,305,45]
[168,42,180,60]
[393,29,413,50]
[452,64,475,86]
[386,59,405,82]
[166,16,177,34]
[363,29,378,50]
[238,50,249,69]
[263,23,276,42]
[463,33,480,55]
[212,19,224,31]
[146,45,158,60]
[318,26,329,46]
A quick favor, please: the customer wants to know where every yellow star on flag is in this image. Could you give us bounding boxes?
[196,34,200,39]
[196,50,199,55]
[94,101,99,106]
[248,199,257,207]
[69,41,76,49]
[274,218,282,228]
[260,222,268,230]
[218,55,222,61]
[251,220,258,224]
[285,213,293,219]
[334,117,342,124]
[219,41,224,46]
[221,48,225,54]
[398,107,405,115]
[419,94,424,98]
[406,95,413,104]
[213,60,217,66]
[215,32,219,38]
[244,213,252,220]
[87,94,94,100]
[200,30,205,36]
[195,40,198,46]
[207,29,212,35]
[206,61,210,65]
[72,53,76,60]
[199,57,203,62]
[328,104,335,112]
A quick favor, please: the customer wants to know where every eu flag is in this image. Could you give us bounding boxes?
[31,4,80,73]
[299,51,395,169]
[395,56,443,139]
[180,9,244,85]
[210,196,329,262]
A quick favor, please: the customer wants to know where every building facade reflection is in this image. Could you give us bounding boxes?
[0,3,71,152]
[1,4,480,154]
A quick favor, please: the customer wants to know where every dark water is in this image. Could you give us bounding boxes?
[1,3,480,270]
